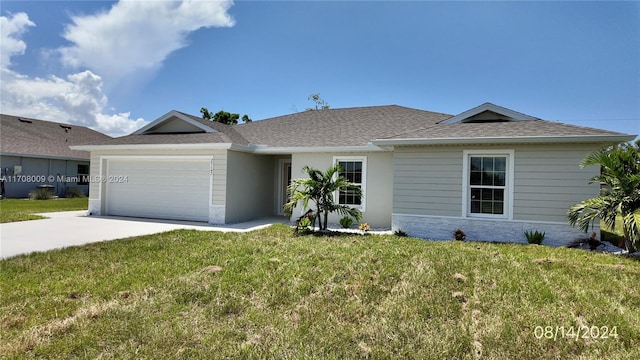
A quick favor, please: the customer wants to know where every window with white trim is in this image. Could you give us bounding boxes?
[334,156,366,210]
[463,151,513,219]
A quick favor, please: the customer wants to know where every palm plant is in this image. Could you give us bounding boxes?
[568,141,640,252]
[284,164,362,231]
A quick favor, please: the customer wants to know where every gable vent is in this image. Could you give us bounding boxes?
[461,110,513,123]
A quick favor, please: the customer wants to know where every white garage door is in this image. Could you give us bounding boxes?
[106,158,210,222]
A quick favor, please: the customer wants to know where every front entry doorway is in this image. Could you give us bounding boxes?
[278,160,292,215]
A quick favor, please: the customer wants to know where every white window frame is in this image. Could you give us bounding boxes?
[462,150,514,220]
[333,156,367,212]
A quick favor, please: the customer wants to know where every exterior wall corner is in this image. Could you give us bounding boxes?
[209,205,225,225]
[88,198,102,216]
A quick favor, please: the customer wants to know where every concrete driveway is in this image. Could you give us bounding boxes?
[0,211,289,260]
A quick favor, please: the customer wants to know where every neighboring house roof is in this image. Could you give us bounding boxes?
[0,114,112,160]
[71,103,635,151]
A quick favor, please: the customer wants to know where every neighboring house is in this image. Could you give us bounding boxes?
[0,114,111,198]
[71,103,635,246]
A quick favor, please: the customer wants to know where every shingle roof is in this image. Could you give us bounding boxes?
[235,105,452,147]
[381,119,627,140]
[70,104,633,150]
[0,114,111,160]
[86,133,238,146]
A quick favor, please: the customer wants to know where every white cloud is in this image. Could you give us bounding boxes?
[1,68,147,137]
[0,12,35,68]
[59,0,235,81]
[1,1,236,137]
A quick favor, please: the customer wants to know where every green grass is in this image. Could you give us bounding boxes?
[1,224,638,359]
[0,198,88,223]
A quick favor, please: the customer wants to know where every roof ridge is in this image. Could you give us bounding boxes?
[238,104,454,125]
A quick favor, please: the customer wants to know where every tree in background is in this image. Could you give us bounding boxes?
[200,107,251,124]
[284,164,362,231]
[568,140,640,252]
[306,93,330,111]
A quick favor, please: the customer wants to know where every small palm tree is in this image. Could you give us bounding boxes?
[568,141,640,252]
[284,164,362,231]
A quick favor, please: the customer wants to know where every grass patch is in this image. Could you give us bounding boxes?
[1,224,638,358]
[0,198,88,223]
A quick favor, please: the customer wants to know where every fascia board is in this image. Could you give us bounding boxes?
[70,143,386,154]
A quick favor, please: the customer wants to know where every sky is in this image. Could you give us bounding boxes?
[0,0,638,138]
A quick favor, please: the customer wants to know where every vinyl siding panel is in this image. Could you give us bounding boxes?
[512,144,601,222]
[393,148,462,217]
[89,153,101,199]
[392,143,602,223]
[212,152,227,206]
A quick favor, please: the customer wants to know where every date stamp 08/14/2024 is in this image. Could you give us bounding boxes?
[534,325,618,341]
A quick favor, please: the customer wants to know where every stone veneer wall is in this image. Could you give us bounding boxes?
[392,214,596,247]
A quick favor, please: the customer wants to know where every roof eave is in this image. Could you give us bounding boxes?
[372,134,636,146]
[70,143,241,151]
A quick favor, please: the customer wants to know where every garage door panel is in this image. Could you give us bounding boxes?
[106,159,210,221]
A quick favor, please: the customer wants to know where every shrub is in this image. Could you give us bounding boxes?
[453,228,466,241]
[65,187,86,198]
[394,229,408,237]
[358,223,371,232]
[339,216,354,229]
[297,216,312,229]
[29,188,54,200]
[524,230,546,245]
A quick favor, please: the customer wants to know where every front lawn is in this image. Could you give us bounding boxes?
[0,198,88,223]
[1,225,638,359]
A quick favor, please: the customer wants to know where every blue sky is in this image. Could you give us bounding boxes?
[1,0,638,137]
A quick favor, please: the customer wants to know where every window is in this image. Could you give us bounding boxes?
[77,164,89,185]
[463,151,513,219]
[334,156,366,210]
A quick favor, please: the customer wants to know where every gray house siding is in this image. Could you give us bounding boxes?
[1,155,89,198]
[513,145,600,222]
[393,148,462,217]
[392,144,603,246]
